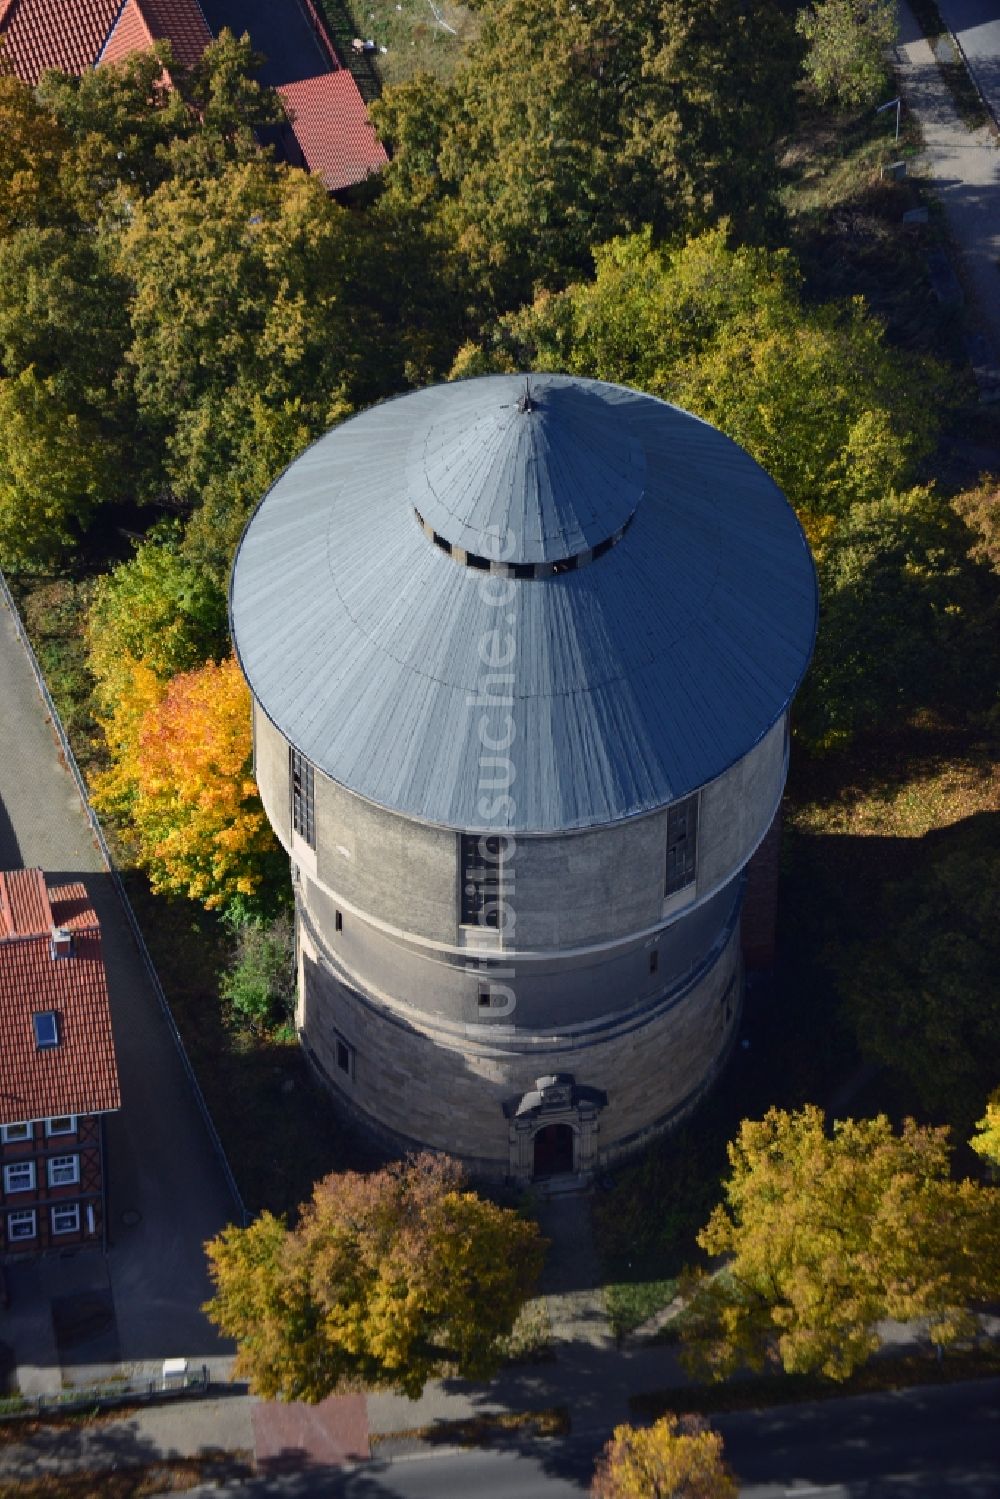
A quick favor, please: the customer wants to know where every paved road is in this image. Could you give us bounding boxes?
[937,0,1000,123]
[0,594,237,1390]
[175,1378,1000,1497]
[897,1,1000,353]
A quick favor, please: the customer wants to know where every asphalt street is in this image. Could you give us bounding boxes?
[177,1378,1000,1498]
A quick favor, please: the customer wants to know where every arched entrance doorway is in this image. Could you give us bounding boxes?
[533,1122,575,1179]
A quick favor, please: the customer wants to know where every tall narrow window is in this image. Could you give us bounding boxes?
[665,795,698,896]
[460,834,504,928]
[290,747,316,848]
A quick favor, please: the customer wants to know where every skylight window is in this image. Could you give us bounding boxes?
[33,1011,59,1050]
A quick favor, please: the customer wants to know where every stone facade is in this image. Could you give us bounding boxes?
[254,703,779,1179]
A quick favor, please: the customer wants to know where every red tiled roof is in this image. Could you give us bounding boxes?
[0,871,121,1125]
[100,0,211,69]
[277,71,388,193]
[0,0,121,84]
[0,868,52,938]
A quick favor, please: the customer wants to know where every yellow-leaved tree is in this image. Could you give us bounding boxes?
[93,655,281,912]
[203,1153,546,1401]
[592,1414,737,1499]
[680,1106,1000,1383]
[971,1093,1000,1172]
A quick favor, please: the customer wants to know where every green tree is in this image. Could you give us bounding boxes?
[841,820,1000,1124]
[797,0,898,109]
[204,1154,546,1400]
[592,1414,737,1499]
[798,485,999,747]
[0,369,118,569]
[0,73,71,233]
[86,528,227,712]
[220,914,295,1030]
[458,229,942,531]
[681,1106,1000,1382]
[376,0,798,309]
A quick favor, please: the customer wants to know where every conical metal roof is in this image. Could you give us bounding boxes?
[230,373,818,833]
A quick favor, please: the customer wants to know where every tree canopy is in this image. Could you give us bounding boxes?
[92,655,282,913]
[375,0,799,309]
[681,1105,1000,1382]
[592,1414,736,1499]
[204,1153,546,1400]
[797,0,898,110]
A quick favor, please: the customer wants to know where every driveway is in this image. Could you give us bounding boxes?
[0,592,238,1393]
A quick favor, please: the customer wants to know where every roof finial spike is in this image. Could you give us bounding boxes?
[517,376,535,415]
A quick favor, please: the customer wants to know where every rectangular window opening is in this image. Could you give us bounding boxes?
[478,990,491,1009]
[334,1033,354,1078]
[649,949,659,975]
[460,833,504,929]
[33,1011,59,1050]
[334,909,343,933]
[47,1155,80,1188]
[7,1210,36,1242]
[4,1161,35,1194]
[51,1203,80,1236]
[45,1116,76,1137]
[665,795,699,897]
[290,747,316,849]
[1,1122,31,1143]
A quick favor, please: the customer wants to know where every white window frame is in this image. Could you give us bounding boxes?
[1,1122,31,1143]
[47,1155,79,1188]
[45,1116,76,1137]
[7,1209,36,1241]
[4,1160,35,1194]
[51,1203,80,1236]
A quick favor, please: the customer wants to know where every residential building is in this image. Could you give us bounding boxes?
[0,869,121,1256]
[0,0,387,193]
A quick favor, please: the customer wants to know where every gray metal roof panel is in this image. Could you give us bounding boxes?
[230,374,818,832]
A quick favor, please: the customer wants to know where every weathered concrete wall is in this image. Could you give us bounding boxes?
[254,703,787,952]
[297,908,742,1176]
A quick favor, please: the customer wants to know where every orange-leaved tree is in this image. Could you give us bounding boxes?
[592,1414,737,1499]
[93,654,282,912]
[204,1153,546,1401]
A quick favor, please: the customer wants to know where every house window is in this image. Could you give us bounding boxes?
[45,1116,76,1137]
[51,1203,80,1236]
[335,910,343,933]
[665,795,698,897]
[1,1122,31,1143]
[7,1210,36,1242]
[460,833,504,929]
[290,747,316,848]
[33,1011,60,1049]
[478,990,492,1008]
[334,1033,354,1078]
[4,1161,35,1193]
[47,1155,79,1188]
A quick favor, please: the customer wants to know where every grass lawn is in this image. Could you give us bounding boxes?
[324,0,479,89]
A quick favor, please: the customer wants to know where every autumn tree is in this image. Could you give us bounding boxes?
[86,529,227,713]
[681,1105,1000,1382]
[971,1095,1000,1172]
[592,1415,737,1499]
[797,0,898,110]
[952,473,1000,577]
[204,1153,546,1400]
[93,655,282,912]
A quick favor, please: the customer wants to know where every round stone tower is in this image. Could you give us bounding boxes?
[230,374,817,1181]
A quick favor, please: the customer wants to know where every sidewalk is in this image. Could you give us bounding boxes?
[896,0,1000,353]
[0,594,237,1394]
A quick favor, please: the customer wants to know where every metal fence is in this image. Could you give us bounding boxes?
[0,1364,212,1420]
[0,570,248,1227]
